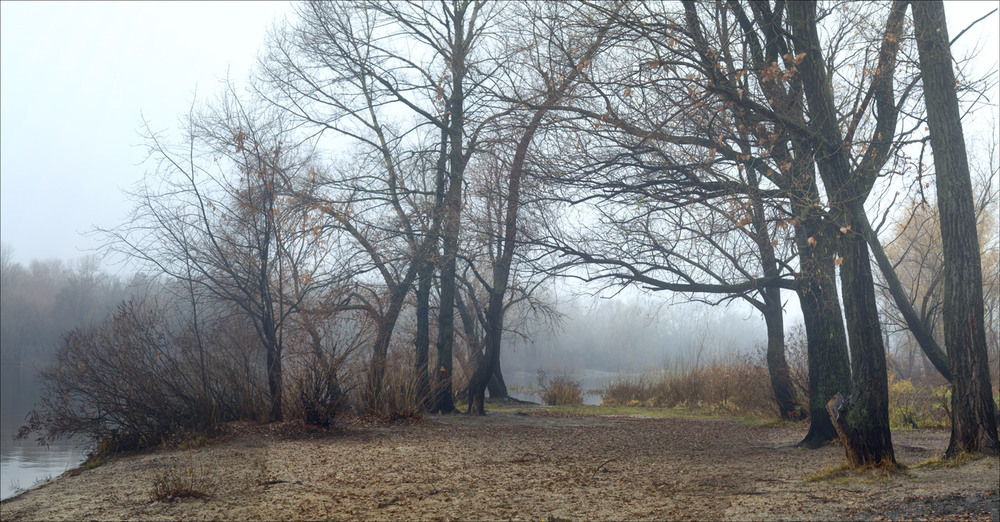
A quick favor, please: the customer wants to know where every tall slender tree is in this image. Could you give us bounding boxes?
[911,0,1000,457]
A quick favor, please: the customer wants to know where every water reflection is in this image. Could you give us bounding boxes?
[1,365,87,500]
[506,368,611,406]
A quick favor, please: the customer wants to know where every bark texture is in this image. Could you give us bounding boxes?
[793,213,852,447]
[788,0,895,467]
[912,0,999,457]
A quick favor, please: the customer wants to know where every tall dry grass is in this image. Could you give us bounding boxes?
[598,345,969,429]
[599,353,773,416]
[356,349,424,420]
[537,370,584,406]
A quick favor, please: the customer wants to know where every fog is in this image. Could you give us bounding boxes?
[1,2,995,264]
[1,0,998,502]
[505,297,767,375]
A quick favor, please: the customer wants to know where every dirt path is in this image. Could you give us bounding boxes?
[1,411,997,521]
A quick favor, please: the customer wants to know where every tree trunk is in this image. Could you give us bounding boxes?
[835,228,896,467]
[263,316,283,422]
[487,360,508,399]
[747,165,803,421]
[468,291,504,415]
[789,0,895,467]
[856,208,951,381]
[414,259,433,410]
[430,2,469,416]
[369,261,421,413]
[912,0,1000,457]
[793,213,852,448]
[761,288,802,420]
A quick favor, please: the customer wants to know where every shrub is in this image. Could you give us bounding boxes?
[149,455,211,501]
[16,299,265,453]
[291,355,348,427]
[887,376,950,429]
[537,370,584,406]
[600,376,651,406]
[359,353,423,420]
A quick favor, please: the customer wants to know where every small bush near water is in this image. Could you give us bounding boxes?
[537,370,584,406]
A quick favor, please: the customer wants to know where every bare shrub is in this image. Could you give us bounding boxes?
[290,355,348,427]
[17,299,265,452]
[200,313,270,422]
[537,370,584,406]
[782,325,811,411]
[359,350,423,420]
[149,455,211,501]
[887,376,951,429]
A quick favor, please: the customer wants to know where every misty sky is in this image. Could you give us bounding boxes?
[1,1,291,264]
[1,1,998,266]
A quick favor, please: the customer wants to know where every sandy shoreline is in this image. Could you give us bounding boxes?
[1,410,997,521]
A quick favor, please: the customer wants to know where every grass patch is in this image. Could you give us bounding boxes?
[915,451,983,469]
[806,462,907,484]
[805,463,853,483]
[66,451,113,475]
[738,417,806,429]
[175,433,213,451]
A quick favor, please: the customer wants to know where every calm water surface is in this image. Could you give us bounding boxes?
[1,365,87,500]
[506,368,609,405]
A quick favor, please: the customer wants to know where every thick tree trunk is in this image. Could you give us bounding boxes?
[264,331,283,422]
[788,0,895,467]
[430,2,469,415]
[835,228,896,467]
[912,0,1000,457]
[793,213,852,448]
[487,361,508,399]
[468,292,504,415]
[260,296,283,422]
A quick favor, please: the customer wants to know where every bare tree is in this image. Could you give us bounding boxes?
[462,1,621,415]
[103,87,330,422]
[261,0,501,413]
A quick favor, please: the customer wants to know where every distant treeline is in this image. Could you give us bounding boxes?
[0,245,144,365]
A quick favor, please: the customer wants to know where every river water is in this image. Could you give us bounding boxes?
[1,365,87,500]
[505,368,614,406]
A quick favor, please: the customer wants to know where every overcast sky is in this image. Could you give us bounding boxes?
[1,1,292,265]
[1,1,998,266]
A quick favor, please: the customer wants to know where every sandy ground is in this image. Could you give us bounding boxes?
[1,410,997,521]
